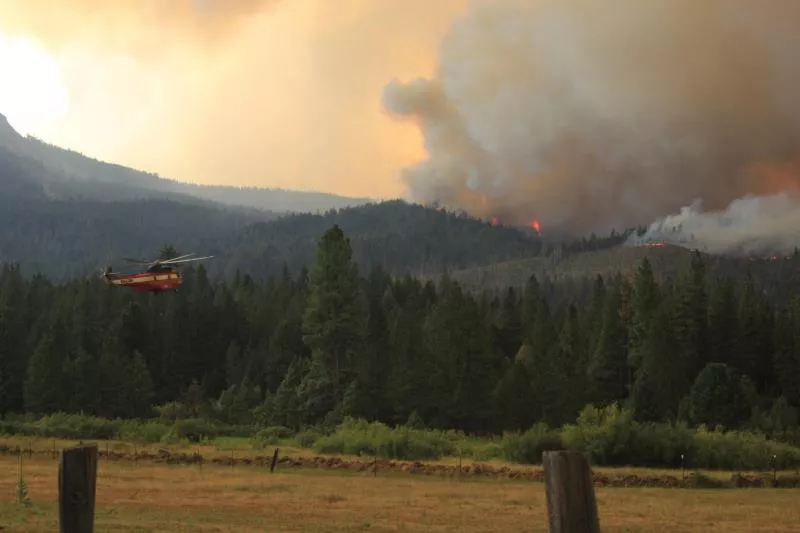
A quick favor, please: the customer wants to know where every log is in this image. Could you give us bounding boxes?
[542,450,600,533]
[58,444,98,533]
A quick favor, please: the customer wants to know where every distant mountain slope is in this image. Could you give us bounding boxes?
[0,144,273,278]
[210,200,546,280]
[0,114,550,282]
[0,113,372,213]
[0,194,270,280]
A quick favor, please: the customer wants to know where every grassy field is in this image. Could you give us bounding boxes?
[2,439,800,532]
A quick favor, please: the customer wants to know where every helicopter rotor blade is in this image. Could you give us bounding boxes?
[163,255,214,265]
[122,257,156,265]
[159,253,196,264]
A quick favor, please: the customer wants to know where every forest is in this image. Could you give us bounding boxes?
[1,224,799,471]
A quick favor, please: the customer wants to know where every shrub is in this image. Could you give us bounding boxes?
[462,441,503,462]
[32,413,120,440]
[172,418,220,443]
[501,423,564,464]
[118,420,172,443]
[312,417,457,461]
[251,426,293,448]
[295,428,322,448]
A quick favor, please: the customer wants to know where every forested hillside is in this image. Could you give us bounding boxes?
[1,225,798,460]
[450,243,800,306]
[2,144,547,280]
[0,113,370,212]
[211,200,546,280]
[0,196,270,279]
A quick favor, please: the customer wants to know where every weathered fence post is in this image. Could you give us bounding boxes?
[542,450,600,533]
[58,444,98,533]
[270,448,279,473]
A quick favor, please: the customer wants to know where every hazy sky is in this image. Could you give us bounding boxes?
[0,0,467,198]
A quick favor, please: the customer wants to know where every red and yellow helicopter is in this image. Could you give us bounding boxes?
[101,252,213,293]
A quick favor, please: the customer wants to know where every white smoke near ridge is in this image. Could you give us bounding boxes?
[381,0,800,250]
[628,192,800,256]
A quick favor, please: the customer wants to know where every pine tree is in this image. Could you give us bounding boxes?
[629,297,683,421]
[521,274,541,342]
[125,351,154,418]
[67,349,98,414]
[585,275,606,355]
[672,251,708,394]
[23,335,66,414]
[422,282,495,432]
[628,257,660,373]
[493,359,535,431]
[496,287,524,360]
[688,363,749,430]
[587,283,627,405]
[772,308,798,406]
[707,276,737,365]
[302,225,368,415]
[737,270,772,392]
[528,294,560,424]
[554,304,587,424]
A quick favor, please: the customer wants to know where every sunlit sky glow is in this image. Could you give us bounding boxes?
[0,33,69,137]
[0,0,466,198]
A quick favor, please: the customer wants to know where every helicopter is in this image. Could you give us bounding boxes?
[101,252,213,293]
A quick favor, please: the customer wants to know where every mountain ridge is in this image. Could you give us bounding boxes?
[0,112,374,213]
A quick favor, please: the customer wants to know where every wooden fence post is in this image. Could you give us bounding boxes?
[270,448,279,473]
[58,444,98,533]
[542,450,600,533]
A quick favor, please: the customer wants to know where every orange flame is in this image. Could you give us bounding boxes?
[530,219,541,235]
[491,216,500,226]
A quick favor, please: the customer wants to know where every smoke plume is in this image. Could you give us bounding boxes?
[382,0,800,243]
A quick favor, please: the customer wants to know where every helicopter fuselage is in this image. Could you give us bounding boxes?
[103,270,182,293]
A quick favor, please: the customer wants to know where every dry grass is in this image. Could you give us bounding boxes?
[1,454,799,532]
[4,434,797,482]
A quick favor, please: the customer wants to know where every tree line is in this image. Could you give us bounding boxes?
[0,225,798,447]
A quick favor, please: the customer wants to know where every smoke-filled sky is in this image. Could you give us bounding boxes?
[0,0,465,198]
[383,0,800,240]
[2,0,800,250]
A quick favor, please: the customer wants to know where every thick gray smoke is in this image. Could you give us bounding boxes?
[382,0,800,243]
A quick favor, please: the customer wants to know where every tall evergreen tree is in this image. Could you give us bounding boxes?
[672,251,708,393]
[628,257,660,374]
[24,334,68,414]
[301,225,368,416]
[587,283,627,405]
[706,276,737,365]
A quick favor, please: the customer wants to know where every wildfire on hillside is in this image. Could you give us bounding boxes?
[487,215,542,235]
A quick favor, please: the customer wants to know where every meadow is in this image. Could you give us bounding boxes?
[2,434,800,532]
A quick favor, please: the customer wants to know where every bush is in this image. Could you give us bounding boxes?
[501,423,563,464]
[32,413,120,440]
[172,418,220,443]
[295,428,322,448]
[0,419,27,436]
[463,441,503,462]
[557,403,800,471]
[312,417,458,461]
[251,426,293,448]
[690,426,800,471]
[118,420,172,443]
